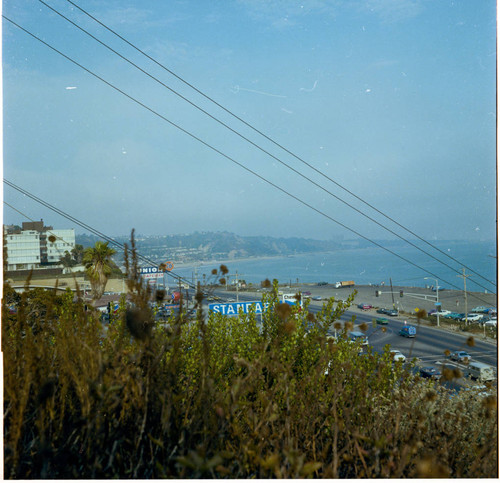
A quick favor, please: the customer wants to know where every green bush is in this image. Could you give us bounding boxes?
[3,242,497,478]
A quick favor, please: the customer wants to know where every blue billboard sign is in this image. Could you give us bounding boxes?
[208,301,270,316]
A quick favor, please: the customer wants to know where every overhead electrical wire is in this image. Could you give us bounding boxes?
[3,180,198,291]
[33,0,497,293]
[4,201,77,256]
[4,185,496,309]
[54,0,496,289]
[3,15,495,296]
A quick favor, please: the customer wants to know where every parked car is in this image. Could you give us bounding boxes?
[303,291,312,296]
[485,319,497,327]
[390,350,406,363]
[450,351,471,363]
[311,296,322,301]
[461,313,483,322]
[419,366,441,380]
[317,281,328,286]
[357,303,372,310]
[376,308,388,314]
[386,309,398,316]
[376,317,389,325]
[471,306,488,313]
[435,310,451,316]
[448,313,465,320]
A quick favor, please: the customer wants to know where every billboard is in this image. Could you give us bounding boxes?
[208,301,270,316]
[140,266,165,280]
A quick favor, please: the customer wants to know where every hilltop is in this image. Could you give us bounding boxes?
[77,231,352,264]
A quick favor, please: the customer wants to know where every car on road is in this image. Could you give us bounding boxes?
[467,361,495,382]
[376,317,389,325]
[449,351,471,363]
[386,309,398,316]
[419,366,441,380]
[390,350,406,363]
[376,308,388,314]
[349,331,369,346]
[399,325,416,338]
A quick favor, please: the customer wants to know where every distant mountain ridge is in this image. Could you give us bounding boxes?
[75,232,495,268]
[76,231,350,264]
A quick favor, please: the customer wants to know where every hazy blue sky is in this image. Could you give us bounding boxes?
[2,0,497,242]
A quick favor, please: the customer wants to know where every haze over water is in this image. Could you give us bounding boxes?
[172,240,497,293]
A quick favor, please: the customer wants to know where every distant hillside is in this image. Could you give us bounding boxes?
[76,231,349,264]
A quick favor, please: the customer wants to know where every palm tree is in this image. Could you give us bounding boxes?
[82,241,117,300]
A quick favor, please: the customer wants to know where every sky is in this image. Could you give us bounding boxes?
[2,0,497,243]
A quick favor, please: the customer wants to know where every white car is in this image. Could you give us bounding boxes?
[390,350,406,363]
[485,319,497,327]
[462,314,483,322]
[436,310,451,316]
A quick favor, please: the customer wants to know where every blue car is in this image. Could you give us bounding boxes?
[399,325,416,337]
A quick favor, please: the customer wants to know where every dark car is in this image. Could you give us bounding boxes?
[376,308,388,314]
[420,366,441,380]
[386,309,398,316]
[317,281,328,286]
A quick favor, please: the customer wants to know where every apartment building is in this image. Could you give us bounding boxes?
[4,220,75,271]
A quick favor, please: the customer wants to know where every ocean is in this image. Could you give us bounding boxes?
[170,240,497,294]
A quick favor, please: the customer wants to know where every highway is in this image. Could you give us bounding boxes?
[200,290,497,393]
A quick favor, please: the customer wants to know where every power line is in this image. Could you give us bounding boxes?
[57,0,496,289]
[5,189,496,311]
[3,180,198,290]
[34,0,496,292]
[2,16,495,297]
[4,201,78,260]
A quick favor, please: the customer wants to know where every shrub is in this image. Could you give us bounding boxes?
[3,235,497,478]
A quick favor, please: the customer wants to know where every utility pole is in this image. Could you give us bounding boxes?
[390,278,396,309]
[457,268,471,326]
[227,272,244,302]
[424,277,440,327]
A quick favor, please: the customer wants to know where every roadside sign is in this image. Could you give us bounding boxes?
[209,301,270,316]
[140,266,164,279]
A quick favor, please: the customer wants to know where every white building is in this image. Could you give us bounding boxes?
[4,230,41,270]
[4,221,76,271]
[45,229,76,264]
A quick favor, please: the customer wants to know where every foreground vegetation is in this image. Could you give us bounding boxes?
[3,243,497,478]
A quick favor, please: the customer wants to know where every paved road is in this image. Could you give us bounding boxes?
[204,290,496,394]
[205,289,497,376]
